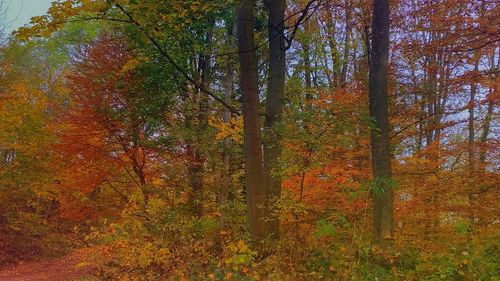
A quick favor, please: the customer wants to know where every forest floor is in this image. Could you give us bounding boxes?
[0,249,95,281]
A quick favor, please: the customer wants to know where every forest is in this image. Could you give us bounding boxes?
[0,0,498,280]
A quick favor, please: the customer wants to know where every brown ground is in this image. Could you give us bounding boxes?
[0,249,95,281]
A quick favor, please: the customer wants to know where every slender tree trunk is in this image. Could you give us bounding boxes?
[479,92,494,164]
[127,96,149,206]
[479,48,499,165]
[425,53,437,146]
[433,59,450,143]
[263,0,286,240]
[220,25,236,209]
[237,0,267,242]
[368,0,393,248]
[468,60,479,179]
[187,31,213,217]
[340,0,352,86]
[302,20,313,99]
[303,42,313,100]
[467,59,480,223]
[325,7,340,88]
[320,46,334,89]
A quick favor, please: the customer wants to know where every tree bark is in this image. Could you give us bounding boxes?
[479,48,498,165]
[220,24,236,209]
[479,92,494,164]
[187,30,213,217]
[468,60,479,177]
[324,7,340,88]
[368,0,393,248]
[237,0,267,242]
[302,20,313,98]
[263,0,286,240]
[340,0,352,86]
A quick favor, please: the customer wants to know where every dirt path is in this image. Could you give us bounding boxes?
[0,249,95,281]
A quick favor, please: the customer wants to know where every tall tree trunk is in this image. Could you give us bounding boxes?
[468,60,479,179]
[479,92,494,164]
[302,20,313,99]
[126,94,148,206]
[324,7,340,88]
[368,0,393,248]
[433,55,450,144]
[263,0,286,240]
[237,0,267,242]
[303,42,313,99]
[187,30,213,217]
[220,24,236,209]
[340,0,352,86]
[479,48,499,165]
[467,59,480,223]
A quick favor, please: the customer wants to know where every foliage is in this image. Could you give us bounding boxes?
[0,0,498,280]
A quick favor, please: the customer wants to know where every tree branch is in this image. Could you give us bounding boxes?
[114,3,241,115]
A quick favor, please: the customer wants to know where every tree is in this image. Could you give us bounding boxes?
[237,0,267,242]
[368,0,393,247]
[263,0,286,241]
[2,0,500,278]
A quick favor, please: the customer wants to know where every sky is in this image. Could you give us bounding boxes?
[3,0,53,34]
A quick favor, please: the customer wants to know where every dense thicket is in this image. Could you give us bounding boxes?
[0,0,498,280]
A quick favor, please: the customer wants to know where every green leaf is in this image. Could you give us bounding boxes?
[371,177,397,197]
[314,219,336,238]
